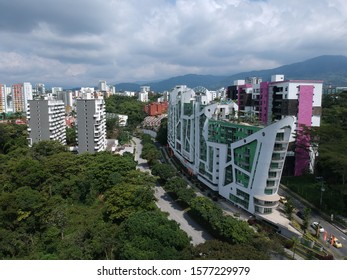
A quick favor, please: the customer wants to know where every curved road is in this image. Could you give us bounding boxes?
[132,137,213,245]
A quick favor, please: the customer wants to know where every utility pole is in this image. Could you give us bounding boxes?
[316,176,325,208]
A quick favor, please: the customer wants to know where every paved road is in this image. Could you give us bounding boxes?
[132,137,213,245]
[279,187,347,259]
[154,185,213,245]
[133,137,151,173]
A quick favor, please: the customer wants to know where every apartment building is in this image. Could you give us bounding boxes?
[12,82,33,113]
[76,97,107,154]
[0,84,6,114]
[27,99,66,146]
[168,85,294,215]
[231,75,322,176]
[144,101,169,116]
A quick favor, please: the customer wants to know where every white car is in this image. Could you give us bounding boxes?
[311,222,324,233]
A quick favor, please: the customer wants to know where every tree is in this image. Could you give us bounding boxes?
[317,124,347,185]
[31,140,67,159]
[151,163,176,183]
[141,143,161,165]
[0,123,28,154]
[165,177,187,193]
[104,183,156,223]
[118,129,130,145]
[105,95,146,129]
[191,240,270,260]
[66,127,77,146]
[117,211,191,259]
[156,118,168,145]
[284,198,295,220]
[302,207,311,233]
[106,116,118,139]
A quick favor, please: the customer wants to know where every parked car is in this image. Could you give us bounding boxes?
[279,196,287,204]
[296,211,304,219]
[311,222,324,233]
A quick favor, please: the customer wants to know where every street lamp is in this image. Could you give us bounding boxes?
[316,176,325,208]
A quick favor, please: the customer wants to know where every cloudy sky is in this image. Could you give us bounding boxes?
[0,0,346,87]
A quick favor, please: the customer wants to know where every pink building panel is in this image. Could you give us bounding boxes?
[295,85,314,176]
[259,82,270,124]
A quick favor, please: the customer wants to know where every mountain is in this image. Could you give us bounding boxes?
[221,55,347,88]
[115,55,347,92]
[146,74,228,92]
[114,82,141,92]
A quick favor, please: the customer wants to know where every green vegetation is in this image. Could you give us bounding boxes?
[283,198,295,220]
[0,123,28,154]
[156,118,168,145]
[317,91,347,185]
[105,95,145,130]
[140,135,284,259]
[140,134,161,165]
[117,210,191,260]
[105,95,145,144]
[65,126,77,146]
[0,128,194,259]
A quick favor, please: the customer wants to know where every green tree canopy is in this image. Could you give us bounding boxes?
[117,211,191,259]
[104,184,156,223]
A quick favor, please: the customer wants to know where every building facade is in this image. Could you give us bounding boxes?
[12,82,33,113]
[231,75,322,176]
[144,101,169,116]
[168,85,294,215]
[76,97,107,154]
[0,84,6,114]
[27,99,66,146]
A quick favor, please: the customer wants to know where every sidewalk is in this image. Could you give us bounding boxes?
[283,248,305,260]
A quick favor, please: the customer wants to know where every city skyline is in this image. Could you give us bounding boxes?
[1,0,347,87]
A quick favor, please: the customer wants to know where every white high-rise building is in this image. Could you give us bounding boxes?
[138,91,148,102]
[98,80,107,91]
[168,85,294,215]
[76,96,107,154]
[52,87,63,95]
[27,99,66,146]
[0,84,6,114]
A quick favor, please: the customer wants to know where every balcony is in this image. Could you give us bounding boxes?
[271,155,285,162]
[253,194,280,208]
[269,163,283,172]
[268,171,280,179]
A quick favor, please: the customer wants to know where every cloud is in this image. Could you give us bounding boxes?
[0,0,347,87]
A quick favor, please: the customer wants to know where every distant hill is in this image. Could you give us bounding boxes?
[115,55,347,92]
[114,82,141,92]
[221,55,347,88]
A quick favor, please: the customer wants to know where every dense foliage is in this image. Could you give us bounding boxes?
[1,124,283,260]
[105,95,146,130]
[0,131,192,259]
[318,91,347,185]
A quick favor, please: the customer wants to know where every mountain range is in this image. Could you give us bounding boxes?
[115,55,347,92]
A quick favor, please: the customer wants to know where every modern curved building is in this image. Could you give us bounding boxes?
[168,85,294,215]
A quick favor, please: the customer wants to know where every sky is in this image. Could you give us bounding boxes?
[0,0,347,88]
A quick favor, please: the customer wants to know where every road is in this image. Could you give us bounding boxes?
[154,185,213,245]
[279,188,347,258]
[132,137,213,245]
